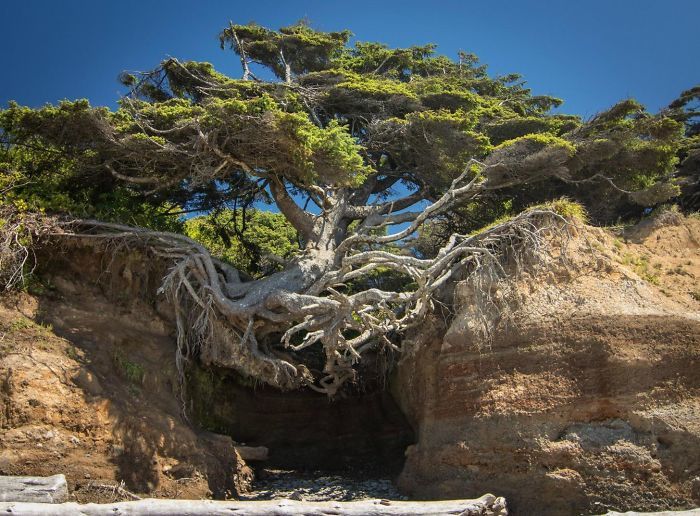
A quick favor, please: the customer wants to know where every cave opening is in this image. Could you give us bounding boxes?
[187,363,415,496]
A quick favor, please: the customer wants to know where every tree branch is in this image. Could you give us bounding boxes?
[227,21,257,81]
[105,162,161,185]
[338,164,483,253]
[269,176,315,238]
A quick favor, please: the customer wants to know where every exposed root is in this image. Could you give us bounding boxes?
[1,190,574,397]
[0,207,58,291]
[35,209,569,397]
[84,481,142,502]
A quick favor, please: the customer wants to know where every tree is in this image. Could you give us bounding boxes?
[0,21,694,395]
[665,85,700,210]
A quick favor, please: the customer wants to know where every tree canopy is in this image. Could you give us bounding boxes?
[1,21,697,394]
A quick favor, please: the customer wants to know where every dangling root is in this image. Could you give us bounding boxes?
[295,209,574,394]
[0,207,59,291]
[1,205,574,397]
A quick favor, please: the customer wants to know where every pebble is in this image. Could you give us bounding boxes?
[240,469,404,502]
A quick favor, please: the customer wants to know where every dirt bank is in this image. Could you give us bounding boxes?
[394,214,700,514]
[1,213,699,513]
[0,288,253,502]
[0,239,412,502]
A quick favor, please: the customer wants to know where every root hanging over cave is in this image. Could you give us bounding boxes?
[1,174,576,396]
[53,218,567,394]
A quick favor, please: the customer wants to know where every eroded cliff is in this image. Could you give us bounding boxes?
[1,213,699,514]
[394,213,700,514]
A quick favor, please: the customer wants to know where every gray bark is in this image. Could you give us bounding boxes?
[0,494,507,515]
[52,163,569,395]
[234,445,269,461]
[0,475,68,503]
[602,511,700,516]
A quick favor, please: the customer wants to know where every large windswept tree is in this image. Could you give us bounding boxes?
[0,21,696,394]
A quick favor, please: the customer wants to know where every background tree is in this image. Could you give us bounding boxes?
[0,21,694,394]
[664,85,700,211]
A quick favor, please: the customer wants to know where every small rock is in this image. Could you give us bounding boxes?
[71,369,104,396]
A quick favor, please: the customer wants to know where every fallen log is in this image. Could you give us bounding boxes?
[603,510,700,515]
[0,475,68,503]
[0,493,507,515]
[234,445,269,461]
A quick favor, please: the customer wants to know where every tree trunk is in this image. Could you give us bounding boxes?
[0,494,507,515]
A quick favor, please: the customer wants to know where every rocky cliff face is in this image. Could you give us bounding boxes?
[394,214,700,515]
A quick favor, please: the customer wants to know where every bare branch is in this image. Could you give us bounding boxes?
[105,162,161,185]
[227,21,255,81]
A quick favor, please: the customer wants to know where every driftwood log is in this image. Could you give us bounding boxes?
[0,475,68,503]
[234,445,269,461]
[0,494,507,515]
[603,510,700,515]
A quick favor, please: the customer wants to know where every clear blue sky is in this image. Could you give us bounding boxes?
[1,1,698,119]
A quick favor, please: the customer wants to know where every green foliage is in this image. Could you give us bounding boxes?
[410,77,482,112]
[275,112,372,186]
[184,209,298,277]
[112,349,146,385]
[403,109,491,185]
[220,21,351,80]
[0,142,183,232]
[567,101,685,216]
[531,198,588,222]
[335,41,448,80]
[494,133,576,154]
[1,18,697,269]
[336,71,418,99]
[484,115,580,145]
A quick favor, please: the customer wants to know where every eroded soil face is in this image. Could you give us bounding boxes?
[0,291,251,502]
[394,215,700,515]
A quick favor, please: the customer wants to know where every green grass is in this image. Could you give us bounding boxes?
[467,198,588,237]
[9,316,53,334]
[524,198,588,223]
[620,253,659,285]
[65,345,82,362]
[111,349,145,385]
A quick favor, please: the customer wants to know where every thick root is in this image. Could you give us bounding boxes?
[1,206,572,396]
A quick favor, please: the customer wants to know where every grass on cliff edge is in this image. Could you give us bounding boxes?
[469,198,588,236]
